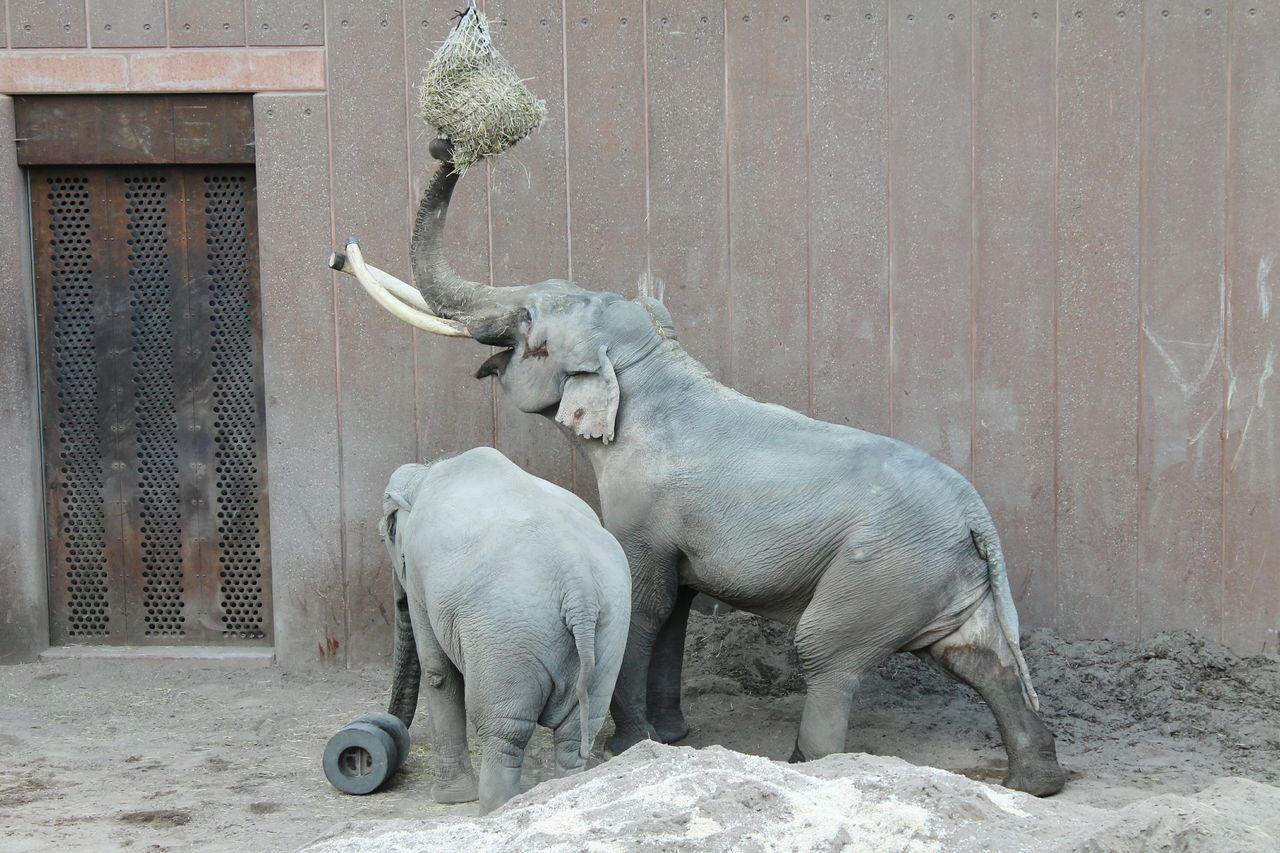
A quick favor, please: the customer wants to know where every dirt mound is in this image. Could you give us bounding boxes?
[683,609,805,697]
[1021,630,1280,774]
[682,610,1280,785]
[305,741,1280,852]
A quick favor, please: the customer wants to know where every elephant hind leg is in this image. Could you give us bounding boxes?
[790,673,860,762]
[551,706,606,776]
[791,600,895,762]
[926,596,1066,797]
[475,719,536,815]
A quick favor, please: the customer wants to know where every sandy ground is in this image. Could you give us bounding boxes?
[2,613,1277,851]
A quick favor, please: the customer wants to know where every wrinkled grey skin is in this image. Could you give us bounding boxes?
[380,447,631,814]
[405,140,1066,796]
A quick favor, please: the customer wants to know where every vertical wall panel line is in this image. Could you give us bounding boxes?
[968,1,977,481]
[722,0,733,386]
[487,159,499,447]
[401,0,422,465]
[1135,1,1149,637]
[885,2,894,438]
[560,0,573,281]
[642,0,652,288]
[803,0,813,417]
[484,0,496,449]
[1218,3,1232,646]
[320,0,350,667]
[1052,0,1061,628]
[559,0,575,492]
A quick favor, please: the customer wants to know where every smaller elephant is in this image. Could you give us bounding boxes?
[379,447,631,813]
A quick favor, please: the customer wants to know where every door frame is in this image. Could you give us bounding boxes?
[1,50,331,666]
[31,161,273,646]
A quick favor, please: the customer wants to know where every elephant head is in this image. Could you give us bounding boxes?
[333,139,676,445]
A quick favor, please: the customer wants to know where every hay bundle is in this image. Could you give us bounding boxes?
[419,2,547,173]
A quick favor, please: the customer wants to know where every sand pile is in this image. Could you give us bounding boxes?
[305,740,1280,852]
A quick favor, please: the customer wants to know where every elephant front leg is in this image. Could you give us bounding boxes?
[646,586,695,744]
[605,612,662,755]
[605,544,679,756]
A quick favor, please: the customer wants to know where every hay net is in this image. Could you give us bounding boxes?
[419,2,547,174]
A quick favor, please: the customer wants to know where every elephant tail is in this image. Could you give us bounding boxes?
[566,611,597,767]
[969,518,1040,712]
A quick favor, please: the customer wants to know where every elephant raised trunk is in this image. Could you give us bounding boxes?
[329,140,508,339]
[409,140,496,325]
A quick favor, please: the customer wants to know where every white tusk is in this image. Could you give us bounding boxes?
[330,241,471,338]
[367,264,431,312]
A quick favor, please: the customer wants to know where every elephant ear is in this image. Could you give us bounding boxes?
[556,346,619,444]
[380,490,413,543]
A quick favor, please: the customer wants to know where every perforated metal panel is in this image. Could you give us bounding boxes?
[45,175,112,638]
[35,165,271,646]
[204,174,267,639]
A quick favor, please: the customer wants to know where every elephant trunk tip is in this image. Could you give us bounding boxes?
[429,137,455,163]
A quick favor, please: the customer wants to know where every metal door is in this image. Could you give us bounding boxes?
[33,165,272,645]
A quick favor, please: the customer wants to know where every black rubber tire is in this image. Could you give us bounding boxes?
[353,713,410,769]
[322,721,396,795]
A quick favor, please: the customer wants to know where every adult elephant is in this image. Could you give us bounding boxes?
[331,140,1067,796]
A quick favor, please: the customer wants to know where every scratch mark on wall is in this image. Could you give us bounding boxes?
[1231,409,1256,474]
[1142,319,1221,397]
[1246,548,1268,599]
[1259,255,1274,321]
[636,270,665,303]
[1188,410,1217,447]
[1229,346,1275,474]
[1259,348,1275,407]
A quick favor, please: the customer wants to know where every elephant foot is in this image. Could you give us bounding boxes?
[1002,749,1068,797]
[650,710,690,745]
[432,772,479,804]
[604,724,659,757]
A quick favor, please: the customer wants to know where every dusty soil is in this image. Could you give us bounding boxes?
[2,612,1278,851]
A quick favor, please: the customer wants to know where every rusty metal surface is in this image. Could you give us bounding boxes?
[15,95,255,166]
[971,1,1058,630]
[563,1,646,505]
[486,0,576,494]
[88,0,167,48]
[1138,1,1228,637]
[168,0,248,48]
[408,2,495,465]
[1224,3,1280,655]
[1055,0,1142,641]
[887,0,972,472]
[35,164,271,646]
[325,0,417,668]
[808,1,889,434]
[248,0,325,46]
[0,95,48,663]
[252,93,346,666]
[646,2,730,384]
[725,1,809,413]
[8,0,86,49]
[5,1,1280,658]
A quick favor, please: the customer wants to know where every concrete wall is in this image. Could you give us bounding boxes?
[0,95,46,663]
[1,1,1277,664]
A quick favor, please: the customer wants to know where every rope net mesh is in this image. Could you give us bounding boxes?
[419,3,547,174]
